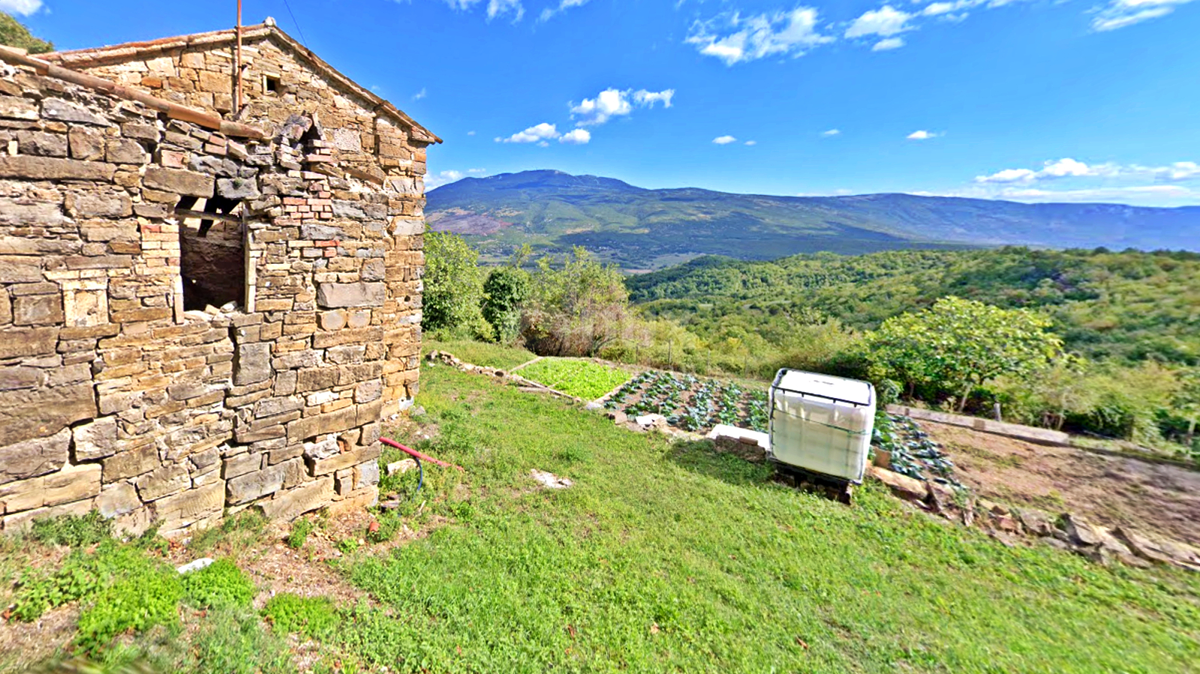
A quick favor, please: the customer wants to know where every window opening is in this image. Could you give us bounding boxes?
[264,75,281,93]
[176,196,246,311]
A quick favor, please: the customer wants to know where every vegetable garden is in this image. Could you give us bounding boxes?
[605,370,770,433]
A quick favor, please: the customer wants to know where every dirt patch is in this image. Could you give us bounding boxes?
[923,420,1200,546]
[0,604,78,669]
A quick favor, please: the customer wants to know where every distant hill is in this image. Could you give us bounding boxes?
[426,170,1200,270]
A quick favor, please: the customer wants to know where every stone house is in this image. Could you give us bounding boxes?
[0,20,437,537]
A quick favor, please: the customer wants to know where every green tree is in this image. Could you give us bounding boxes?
[0,12,53,54]
[522,247,632,357]
[422,231,489,339]
[868,296,1063,411]
[1174,368,1200,446]
[482,266,530,345]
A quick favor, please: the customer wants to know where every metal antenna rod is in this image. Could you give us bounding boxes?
[234,0,243,111]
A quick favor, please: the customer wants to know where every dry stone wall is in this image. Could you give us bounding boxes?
[0,30,430,538]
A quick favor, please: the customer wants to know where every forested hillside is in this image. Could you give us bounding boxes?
[628,248,1200,367]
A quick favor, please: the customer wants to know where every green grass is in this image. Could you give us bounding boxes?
[8,364,1200,672]
[516,357,632,400]
[339,364,1200,673]
[424,338,535,371]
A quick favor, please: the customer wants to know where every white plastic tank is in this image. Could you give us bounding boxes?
[769,369,876,483]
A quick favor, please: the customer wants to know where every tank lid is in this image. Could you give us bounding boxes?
[773,370,874,406]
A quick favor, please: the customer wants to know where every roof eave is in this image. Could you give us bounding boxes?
[43,23,441,145]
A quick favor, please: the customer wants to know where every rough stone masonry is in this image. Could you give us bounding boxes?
[0,21,438,537]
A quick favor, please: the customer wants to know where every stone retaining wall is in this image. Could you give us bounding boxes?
[0,26,432,538]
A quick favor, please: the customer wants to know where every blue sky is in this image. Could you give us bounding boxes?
[8,0,1200,205]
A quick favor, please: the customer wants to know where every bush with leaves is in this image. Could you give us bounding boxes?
[521,247,634,357]
[482,265,530,345]
[867,296,1063,411]
[422,231,490,339]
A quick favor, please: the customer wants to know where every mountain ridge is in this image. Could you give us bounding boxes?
[426,170,1200,270]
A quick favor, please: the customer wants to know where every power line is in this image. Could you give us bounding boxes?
[280,0,309,47]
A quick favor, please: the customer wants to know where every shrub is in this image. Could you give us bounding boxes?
[521,247,634,357]
[482,266,531,345]
[182,559,256,610]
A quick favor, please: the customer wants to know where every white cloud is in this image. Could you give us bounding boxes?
[873,37,906,50]
[845,6,913,38]
[539,0,589,21]
[570,88,674,126]
[913,183,1199,206]
[440,0,524,21]
[907,130,940,140]
[1146,161,1200,180]
[413,88,427,101]
[497,122,559,143]
[745,140,757,146]
[1091,0,1194,31]
[487,0,524,20]
[468,168,487,173]
[974,168,1038,184]
[976,158,1199,183]
[633,89,675,108]
[559,128,591,144]
[822,128,841,137]
[425,170,465,190]
[713,135,738,145]
[994,185,1195,202]
[467,131,476,136]
[0,0,42,16]
[570,89,633,126]
[686,7,834,66]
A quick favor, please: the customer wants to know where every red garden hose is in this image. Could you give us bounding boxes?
[381,437,465,472]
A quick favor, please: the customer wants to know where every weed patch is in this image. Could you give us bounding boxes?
[27,510,113,548]
[261,594,340,642]
[188,511,268,557]
[182,559,255,610]
[73,565,182,654]
[286,518,314,550]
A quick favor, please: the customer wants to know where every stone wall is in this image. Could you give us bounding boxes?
[0,29,431,538]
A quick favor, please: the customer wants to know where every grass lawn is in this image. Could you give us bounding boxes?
[423,338,535,371]
[515,357,633,400]
[4,363,1199,672]
[352,364,1200,672]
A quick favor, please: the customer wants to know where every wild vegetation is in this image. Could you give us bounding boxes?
[424,236,1200,459]
[0,12,54,54]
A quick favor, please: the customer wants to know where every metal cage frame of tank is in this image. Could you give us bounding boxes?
[768,369,876,485]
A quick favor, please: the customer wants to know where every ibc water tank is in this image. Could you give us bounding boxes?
[769,369,876,483]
